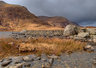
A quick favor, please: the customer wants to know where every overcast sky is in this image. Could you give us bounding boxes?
[2,0,96,26]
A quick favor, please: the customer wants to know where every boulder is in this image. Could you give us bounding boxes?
[63,24,80,36]
[77,32,89,38]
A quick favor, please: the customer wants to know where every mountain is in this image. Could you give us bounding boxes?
[0,1,48,31]
[38,16,78,28]
[0,1,78,31]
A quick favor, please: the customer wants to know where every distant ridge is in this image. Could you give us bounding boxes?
[38,16,79,28]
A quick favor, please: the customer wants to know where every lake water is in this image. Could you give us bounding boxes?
[0,32,12,38]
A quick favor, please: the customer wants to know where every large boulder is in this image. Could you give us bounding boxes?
[63,24,80,36]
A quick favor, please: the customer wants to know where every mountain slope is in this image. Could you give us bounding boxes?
[38,16,78,28]
[0,1,48,31]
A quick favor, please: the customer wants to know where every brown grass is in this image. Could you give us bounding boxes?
[0,38,86,59]
[24,38,86,55]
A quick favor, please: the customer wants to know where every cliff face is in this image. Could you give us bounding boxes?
[38,16,77,28]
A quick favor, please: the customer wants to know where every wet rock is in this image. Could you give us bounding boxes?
[84,45,94,52]
[1,59,12,67]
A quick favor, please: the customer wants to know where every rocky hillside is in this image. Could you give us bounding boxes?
[38,16,78,28]
[0,1,48,31]
[0,1,78,31]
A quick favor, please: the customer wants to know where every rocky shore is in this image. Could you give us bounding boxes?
[0,50,96,68]
[11,24,96,43]
[0,24,96,68]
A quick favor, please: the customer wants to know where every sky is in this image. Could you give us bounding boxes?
[2,0,96,26]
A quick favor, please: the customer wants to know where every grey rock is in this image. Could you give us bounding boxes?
[24,63,31,67]
[77,32,89,38]
[48,58,54,66]
[48,55,59,59]
[63,24,80,36]
[23,55,36,62]
[84,45,94,51]
[42,62,51,68]
[1,59,12,67]
[41,54,48,62]
[13,57,23,64]
[8,63,24,68]
[20,30,27,33]
[86,28,96,35]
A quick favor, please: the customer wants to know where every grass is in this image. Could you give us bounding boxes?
[0,38,86,59]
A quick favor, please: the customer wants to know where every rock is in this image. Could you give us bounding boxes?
[41,54,48,62]
[86,28,96,35]
[1,59,12,67]
[48,58,54,66]
[23,55,36,62]
[13,57,23,64]
[63,24,80,36]
[20,30,27,33]
[91,35,96,43]
[42,62,51,68]
[8,63,24,68]
[48,55,59,59]
[74,36,86,42]
[77,32,89,38]
[24,63,31,67]
[92,57,96,65]
[35,57,41,61]
[84,45,94,51]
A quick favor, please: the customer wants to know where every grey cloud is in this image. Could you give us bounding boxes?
[3,0,96,26]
